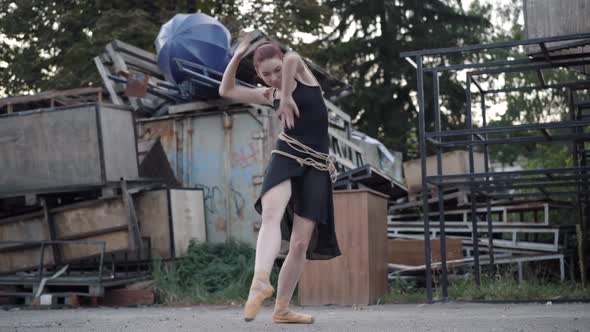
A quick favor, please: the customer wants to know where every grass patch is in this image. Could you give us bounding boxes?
[154,242,589,305]
[446,274,590,301]
[382,277,427,304]
[152,240,278,305]
[383,273,590,304]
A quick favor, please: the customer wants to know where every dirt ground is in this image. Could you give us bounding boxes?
[1,302,589,332]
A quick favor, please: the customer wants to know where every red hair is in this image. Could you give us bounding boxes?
[253,41,284,69]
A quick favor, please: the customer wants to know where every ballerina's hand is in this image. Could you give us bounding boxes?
[278,95,300,129]
[234,31,251,58]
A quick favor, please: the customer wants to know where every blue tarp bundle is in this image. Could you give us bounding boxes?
[155,13,231,90]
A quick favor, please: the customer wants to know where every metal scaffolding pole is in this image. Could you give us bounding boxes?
[417,56,434,303]
[433,70,449,299]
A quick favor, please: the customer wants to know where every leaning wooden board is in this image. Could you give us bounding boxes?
[0,197,131,273]
[387,239,463,266]
[0,188,207,273]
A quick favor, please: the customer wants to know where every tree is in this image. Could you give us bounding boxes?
[0,0,328,97]
[306,0,491,158]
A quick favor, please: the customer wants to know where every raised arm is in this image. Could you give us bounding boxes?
[219,32,272,106]
[277,51,306,129]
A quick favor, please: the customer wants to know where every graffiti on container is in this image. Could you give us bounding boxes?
[195,183,246,218]
[232,142,257,168]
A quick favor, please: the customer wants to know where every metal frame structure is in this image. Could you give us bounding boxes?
[400,32,590,302]
[0,239,152,299]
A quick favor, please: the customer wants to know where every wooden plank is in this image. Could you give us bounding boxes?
[121,180,142,251]
[106,44,139,110]
[324,98,352,122]
[576,225,586,287]
[299,189,388,305]
[166,100,239,114]
[42,198,62,264]
[60,230,130,260]
[97,288,154,306]
[387,239,463,266]
[170,189,206,257]
[99,106,139,182]
[0,247,55,273]
[0,87,103,108]
[328,127,363,153]
[0,196,137,273]
[113,39,158,63]
[525,0,590,51]
[94,56,123,105]
[367,189,389,304]
[0,215,49,249]
[119,53,162,77]
[403,150,486,196]
[52,198,128,238]
[135,190,172,259]
[106,43,127,73]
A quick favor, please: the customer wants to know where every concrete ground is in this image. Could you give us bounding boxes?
[1,302,589,332]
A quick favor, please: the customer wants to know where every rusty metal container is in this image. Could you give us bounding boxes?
[0,103,139,196]
[136,105,280,246]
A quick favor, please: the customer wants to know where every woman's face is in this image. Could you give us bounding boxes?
[256,57,283,89]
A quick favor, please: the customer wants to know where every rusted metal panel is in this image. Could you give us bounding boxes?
[0,105,101,195]
[137,107,276,246]
[0,103,138,196]
[169,189,206,256]
[134,189,172,259]
[100,105,139,182]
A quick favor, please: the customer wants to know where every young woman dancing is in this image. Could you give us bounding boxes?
[219,32,341,324]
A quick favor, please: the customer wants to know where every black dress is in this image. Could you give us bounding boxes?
[254,79,342,260]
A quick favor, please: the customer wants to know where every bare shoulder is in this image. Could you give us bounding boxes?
[286,51,320,87]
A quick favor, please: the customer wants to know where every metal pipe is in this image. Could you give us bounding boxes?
[469,59,590,77]
[466,72,481,286]
[439,133,590,147]
[400,32,590,57]
[417,56,434,303]
[425,166,590,181]
[433,71,448,299]
[426,119,590,138]
[483,79,590,94]
[482,95,495,272]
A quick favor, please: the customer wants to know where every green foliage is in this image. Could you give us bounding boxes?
[152,240,277,305]
[382,277,427,304]
[0,0,327,96]
[242,0,332,47]
[310,0,492,158]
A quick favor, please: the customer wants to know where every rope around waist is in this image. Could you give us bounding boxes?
[271,132,337,183]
